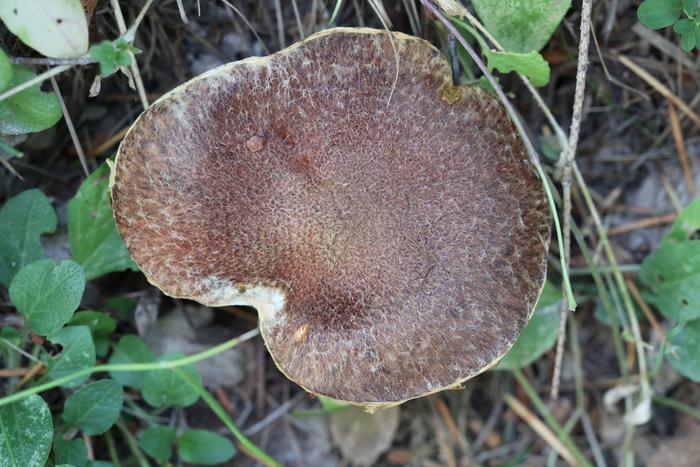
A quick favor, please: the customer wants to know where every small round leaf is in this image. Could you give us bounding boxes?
[9,259,85,336]
[176,429,236,465]
[63,380,123,435]
[139,425,176,462]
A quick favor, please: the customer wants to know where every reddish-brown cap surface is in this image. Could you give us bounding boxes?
[111,28,551,407]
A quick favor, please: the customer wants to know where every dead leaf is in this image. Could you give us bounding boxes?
[330,406,400,466]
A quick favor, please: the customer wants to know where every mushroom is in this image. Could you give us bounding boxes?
[111,28,551,409]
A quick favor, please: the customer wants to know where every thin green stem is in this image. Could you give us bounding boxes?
[105,430,123,467]
[652,394,700,423]
[0,329,259,408]
[172,367,282,467]
[511,369,593,467]
[115,418,151,467]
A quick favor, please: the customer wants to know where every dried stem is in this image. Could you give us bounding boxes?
[550,0,593,401]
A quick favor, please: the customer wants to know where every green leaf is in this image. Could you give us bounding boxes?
[0,48,12,91]
[680,24,698,51]
[142,353,202,409]
[0,0,88,58]
[674,18,695,34]
[640,240,700,322]
[664,197,700,243]
[139,425,176,462]
[45,325,95,387]
[638,0,683,29]
[108,335,156,388]
[683,0,699,15]
[89,41,118,76]
[9,259,85,335]
[0,65,62,135]
[68,162,138,280]
[68,310,117,336]
[668,320,700,381]
[53,437,87,467]
[472,0,572,52]
[485,50,550,87]
[177,429,236,465]
[0,189,57,287]
[497,280,561,370]
[63,380,124,435]
[0,394,53,467]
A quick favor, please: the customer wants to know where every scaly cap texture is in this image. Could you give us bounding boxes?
[112,27,551,407]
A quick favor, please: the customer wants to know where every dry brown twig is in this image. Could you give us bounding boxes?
[504,394,580,467]
[550,0,593,402]
[667,101,696,196]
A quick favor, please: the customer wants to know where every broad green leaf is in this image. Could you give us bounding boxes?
[68,310,116,336]
[0,0,88,58]
[108,335,156,388]
[0,48,12,91]
[89,462,114,467]
[142,353,202,409]
[63,380,123,435]
[0,189,57,287]
[139,425,176,462]
[640,240,700,322]
[668,320,700,381]
[638,0,683,29]
[472,0,572,53]
[53,437,87,467]
[0,65,62,135]
[485,50,550,87]
[664,197,700,243]
[45,325,95,387]
[0,395,53,467]
[497,281,561,370]
[9,259,85,336]
[177,429,236,465]
[68,162,138,280]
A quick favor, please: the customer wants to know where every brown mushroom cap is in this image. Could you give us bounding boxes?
[111,28,551,407]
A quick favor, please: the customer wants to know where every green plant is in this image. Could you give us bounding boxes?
[638,0,700,52]
[640,198,700,380]
[0,0,142,153]
[0,170,279,467]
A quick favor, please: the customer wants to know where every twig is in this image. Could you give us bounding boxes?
[551,0,593,401]
[15,361,45,389]
[89,126,130,157]
[175,0,189,23]
[291,0,305,39]
[667,101,695,196]
[511,369,593,467]
[273,0,285,48]
[10,56,95,66]
[50,76,89,176]
[607,213,677,236]
[504,394,580,467]
[220,0,271,55]
[0,368,31,377]
[434,396,471,457]
[618,55,700,128]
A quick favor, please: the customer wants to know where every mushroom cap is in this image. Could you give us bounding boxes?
[111,28,551,407]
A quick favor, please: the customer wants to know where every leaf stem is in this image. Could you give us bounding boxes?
[0,328,259,407]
